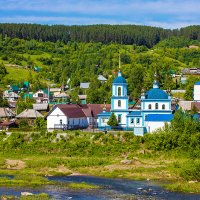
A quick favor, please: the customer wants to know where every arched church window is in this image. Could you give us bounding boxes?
[118,87,122,96]
[131,118,134,124]
[118,115,121,123]
[118,100,121,107]
[162,104,165,110]
[155,103,158,109]
[148,104,152,109]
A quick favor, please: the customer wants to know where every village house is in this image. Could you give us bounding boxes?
[0,107,16,130]
[80,104,110,128]
[98,75,107,82]
[78,95,87,104]
[0,121,16,130]
[182,68,200,75]
[16,109,44,125]
[46,104,88,130]
[53,92,69,103]
[9,85,20,93]
[0,107,15,120]
[46,104,110,130]
[16,109,44,119]
[33,89,51,103]
[33,103,49,113]
[3,90,19,102]
[80,82,90,89]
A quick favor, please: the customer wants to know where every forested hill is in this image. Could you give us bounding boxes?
[0,23,200,48]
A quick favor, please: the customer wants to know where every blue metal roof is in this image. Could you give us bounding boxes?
[194,81,200,85]
[97,112,111,116]
[145,114,173,122]
[145,88,169,99]
[127,111,141,116]
[113,71,127,84]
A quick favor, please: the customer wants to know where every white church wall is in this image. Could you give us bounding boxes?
[128,117,143,127]
[114,112,128,126]
[145,121,169,133]
[113,99,127,110]
[194,85,200,101]
[100,117,109,127]
[143,101,170,110]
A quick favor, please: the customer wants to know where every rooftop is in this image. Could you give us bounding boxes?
[16,109,44,119]
[145,114,173,122]
[113,71,127,84]
[80,82,90,89]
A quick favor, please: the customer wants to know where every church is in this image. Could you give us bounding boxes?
[97,71,174,135]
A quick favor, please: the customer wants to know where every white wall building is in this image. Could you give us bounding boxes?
[46,104,88,130]
[194,82,200,101]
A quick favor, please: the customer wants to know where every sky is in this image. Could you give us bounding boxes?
[0,0,199,29]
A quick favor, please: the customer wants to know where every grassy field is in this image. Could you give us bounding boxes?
[5,65,36,82]
[0,151,199,193]
[0,131,199,193]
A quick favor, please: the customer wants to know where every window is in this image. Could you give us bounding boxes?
[118,87,122,96]
[148,104,152,109]
[136,118,140,124]
[60,119,62,125]
[38,93,43,97]
[162,104,165,110]
[131,118,134,124]
[118,100,121,107]
[118,115,121,123]
[155,103,158,110]
[102,118,105,123]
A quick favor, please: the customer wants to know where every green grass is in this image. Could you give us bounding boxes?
[0,175,52,187]
[22,53,52,67]
[67,182,100,189]
[162,181,200,193]
[5,65,36,82]
[0,193,50,200]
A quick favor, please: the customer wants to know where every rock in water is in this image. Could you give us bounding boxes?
[21,192,33,196]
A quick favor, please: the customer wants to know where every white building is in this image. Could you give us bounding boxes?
[194,81,200,101]
[46,104,88,130]
[33,89,49,103]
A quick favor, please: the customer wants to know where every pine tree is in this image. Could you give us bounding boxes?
[107,113,118,127]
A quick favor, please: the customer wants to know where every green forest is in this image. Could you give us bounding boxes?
[0,23,200,103]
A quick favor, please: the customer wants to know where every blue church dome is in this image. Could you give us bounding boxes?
[195,81,200,85]
[145,88,169,99]
[113,71,127,84]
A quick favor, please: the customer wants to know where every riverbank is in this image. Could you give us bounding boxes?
[0,131,199,194]
[0,153,199,193]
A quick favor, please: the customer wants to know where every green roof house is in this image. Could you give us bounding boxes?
[10,85,20,93]
[23,81,29,89]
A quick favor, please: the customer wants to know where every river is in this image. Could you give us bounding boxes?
[0,175,199,199]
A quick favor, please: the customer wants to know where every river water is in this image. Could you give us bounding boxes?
[0,175,199,199]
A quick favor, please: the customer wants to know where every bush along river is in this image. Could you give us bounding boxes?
[0,175,200,200]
